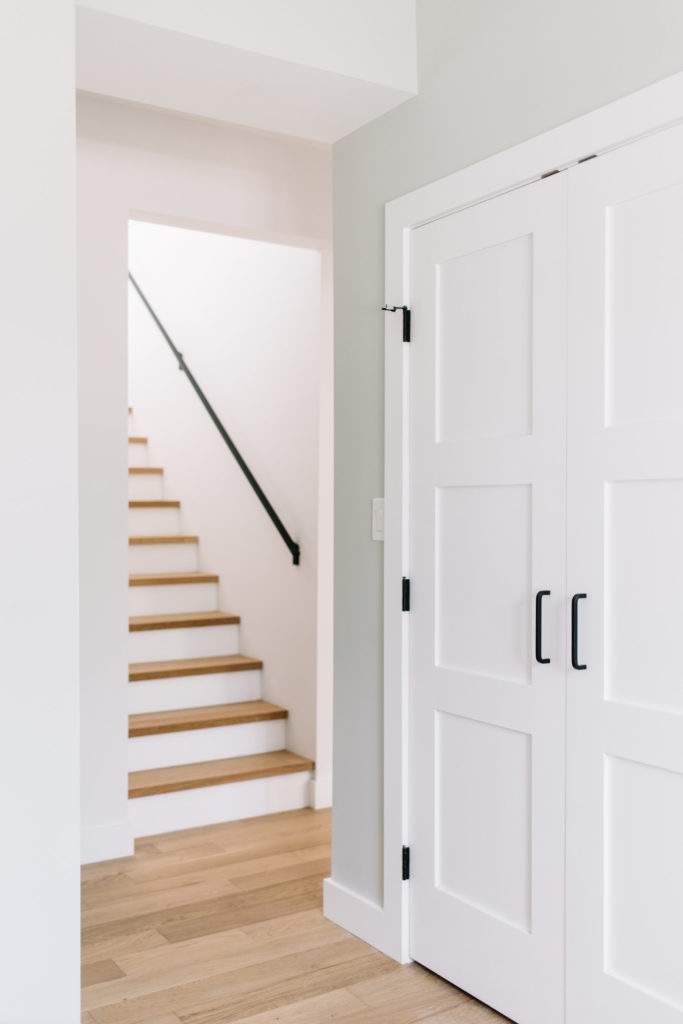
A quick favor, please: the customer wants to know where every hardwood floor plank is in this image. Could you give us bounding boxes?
[84,921,343,1010]
[176,948,399,1024]
[89,937,374,1024]
[336,999,473,1024]
[82,808,493,1024]
[82,960,126,987]
[124,831,331,887]
[139,809,329,852]
[229,855,330,893]
[226,988,366,1024]
[156,876,324,944]
[82,874,323,947]
[347,963,471,1020]
[122,845,329,896]
[82,873,238,928]
[422,1003,511,1022]
[82,929,169,966]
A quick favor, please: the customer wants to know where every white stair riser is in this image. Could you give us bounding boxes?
[128,507,181,534]
[128,719,286,772]
[129,669,262,714]
[128,474,164,501]
[129,542,198,575]
[129,623,240,662]
[128,444,149,468]
[128,771,311,837]
[128,581,219,616]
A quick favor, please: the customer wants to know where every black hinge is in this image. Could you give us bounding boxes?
[402,577,411,612]
[382,304,411,342]
[402,846,410,881]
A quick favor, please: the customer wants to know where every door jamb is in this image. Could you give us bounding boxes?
[382,70,683,964]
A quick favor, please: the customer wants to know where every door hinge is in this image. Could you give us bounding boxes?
[402,845,410,881]
[382,304,411,342]
[402,576,411,612]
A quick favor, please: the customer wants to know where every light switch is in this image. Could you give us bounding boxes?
[372,498,385,541]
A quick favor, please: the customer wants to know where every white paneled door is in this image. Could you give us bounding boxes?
[407,120,683,1024]
[409,172,568,1024]
[566,123,683,1024]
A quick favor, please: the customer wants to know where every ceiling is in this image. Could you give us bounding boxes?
[75,0,418,143]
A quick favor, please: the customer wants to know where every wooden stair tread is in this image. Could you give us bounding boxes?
[129,467,163,474]
[129,653,262,681]
[129,611,240,631]
[129,500,180,508]
[129,750,314,798]
[129,701,287,737]
[129,535,198,545]
[129,572,218,587]
[128,436,147,444]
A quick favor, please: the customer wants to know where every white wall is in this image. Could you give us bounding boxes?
[0,2,80,1020]
[78,94,332,862]
[331,0,683,908]
[128,222,326,789]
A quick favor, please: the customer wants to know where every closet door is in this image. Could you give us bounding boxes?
[409,172,567,1024]
[567,123,683,1024]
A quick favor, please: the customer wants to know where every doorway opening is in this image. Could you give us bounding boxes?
[125,218,333,838]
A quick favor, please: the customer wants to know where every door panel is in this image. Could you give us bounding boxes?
[409,172,567,1024]
[566,122,683,1024]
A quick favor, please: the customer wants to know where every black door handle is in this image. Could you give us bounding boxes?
[535,590,551,664]
[572,594,587,670]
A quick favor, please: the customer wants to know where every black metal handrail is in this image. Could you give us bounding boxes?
[129,272,300,566]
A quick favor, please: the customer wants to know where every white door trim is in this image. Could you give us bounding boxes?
[374,70,683,965]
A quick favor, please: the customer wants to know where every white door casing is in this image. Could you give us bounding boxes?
[409,173,567,1024]
[566,122,683,1024]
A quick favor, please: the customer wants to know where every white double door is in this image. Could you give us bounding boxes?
[409,122,683,1024]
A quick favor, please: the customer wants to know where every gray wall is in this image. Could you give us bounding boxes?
[332,0,683,903]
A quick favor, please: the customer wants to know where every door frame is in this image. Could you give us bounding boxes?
[379,70,683,965]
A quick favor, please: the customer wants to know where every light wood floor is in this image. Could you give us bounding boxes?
[82,808,507,1024]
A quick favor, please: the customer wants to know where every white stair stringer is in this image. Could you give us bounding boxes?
[129,579,219,616]
[128,770,312,838]
[129,622,240,663]
[129,718,287,772]
[128,668,263,714]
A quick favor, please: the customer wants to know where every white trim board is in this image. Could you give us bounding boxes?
[326,69,683,965]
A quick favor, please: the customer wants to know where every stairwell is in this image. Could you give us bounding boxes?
[126,408,314,837]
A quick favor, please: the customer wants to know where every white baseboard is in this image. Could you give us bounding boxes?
[308,772,332,809]
[81,820,134,864]
[323,877,409,963]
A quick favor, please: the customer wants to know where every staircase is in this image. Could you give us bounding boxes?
[127,408,314,838]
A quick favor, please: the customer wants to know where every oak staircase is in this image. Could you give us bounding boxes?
[127,408,313,837]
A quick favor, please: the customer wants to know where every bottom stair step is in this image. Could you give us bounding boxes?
[129,750,315,798]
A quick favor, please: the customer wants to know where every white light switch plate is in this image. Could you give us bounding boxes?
[372,498,385,541]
